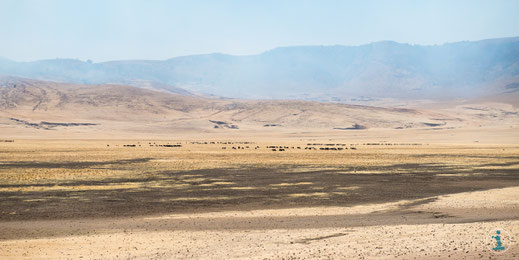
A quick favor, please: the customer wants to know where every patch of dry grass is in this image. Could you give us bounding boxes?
[1,139,518,193]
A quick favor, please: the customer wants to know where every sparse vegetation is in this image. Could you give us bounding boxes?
[1,140,518,221]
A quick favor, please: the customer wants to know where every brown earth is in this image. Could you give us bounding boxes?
[1,77,518,140]
[0,78,518,259]
[0,141,518,259]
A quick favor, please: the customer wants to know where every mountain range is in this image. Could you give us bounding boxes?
[1,37,518,100]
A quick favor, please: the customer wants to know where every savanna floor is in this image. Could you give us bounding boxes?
[0,140,518,259]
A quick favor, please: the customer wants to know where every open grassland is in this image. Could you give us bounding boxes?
[1,139,518,259]
[1,140,518,220]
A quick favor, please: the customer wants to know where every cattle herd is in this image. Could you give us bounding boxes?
[110,141,425,151]
[109,141,364,151]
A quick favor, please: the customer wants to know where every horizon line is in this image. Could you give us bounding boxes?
[2,35,518,64]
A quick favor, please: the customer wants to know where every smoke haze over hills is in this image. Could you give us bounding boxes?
[1,37,518,100]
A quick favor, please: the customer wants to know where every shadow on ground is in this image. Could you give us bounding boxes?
[1,160,518,221]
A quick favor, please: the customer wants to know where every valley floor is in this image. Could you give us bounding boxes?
[0,140,518,259]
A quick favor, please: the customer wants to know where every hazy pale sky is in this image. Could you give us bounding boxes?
[1,0,518,62]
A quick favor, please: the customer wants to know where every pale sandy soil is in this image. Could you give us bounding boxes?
[1,125,518,145]
[1,187,518,259]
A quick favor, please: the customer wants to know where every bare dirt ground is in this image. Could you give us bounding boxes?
[0,139,518,259]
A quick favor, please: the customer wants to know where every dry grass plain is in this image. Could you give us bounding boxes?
[1,138,518,259]
[1,77,519,258]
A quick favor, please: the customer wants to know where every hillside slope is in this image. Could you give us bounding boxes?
[1,37,518,100]
[2,77,495,136]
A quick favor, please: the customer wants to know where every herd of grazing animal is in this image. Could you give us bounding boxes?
[109,141,363,151]
[224,143,360,152]
[110,141,421,151]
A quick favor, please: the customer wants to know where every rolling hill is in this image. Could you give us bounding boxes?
[1,77,518,139]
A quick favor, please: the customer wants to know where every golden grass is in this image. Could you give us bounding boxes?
[1,140,518,194]
[289,192,329,198]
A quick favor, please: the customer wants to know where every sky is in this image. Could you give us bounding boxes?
[1,0,518,62]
